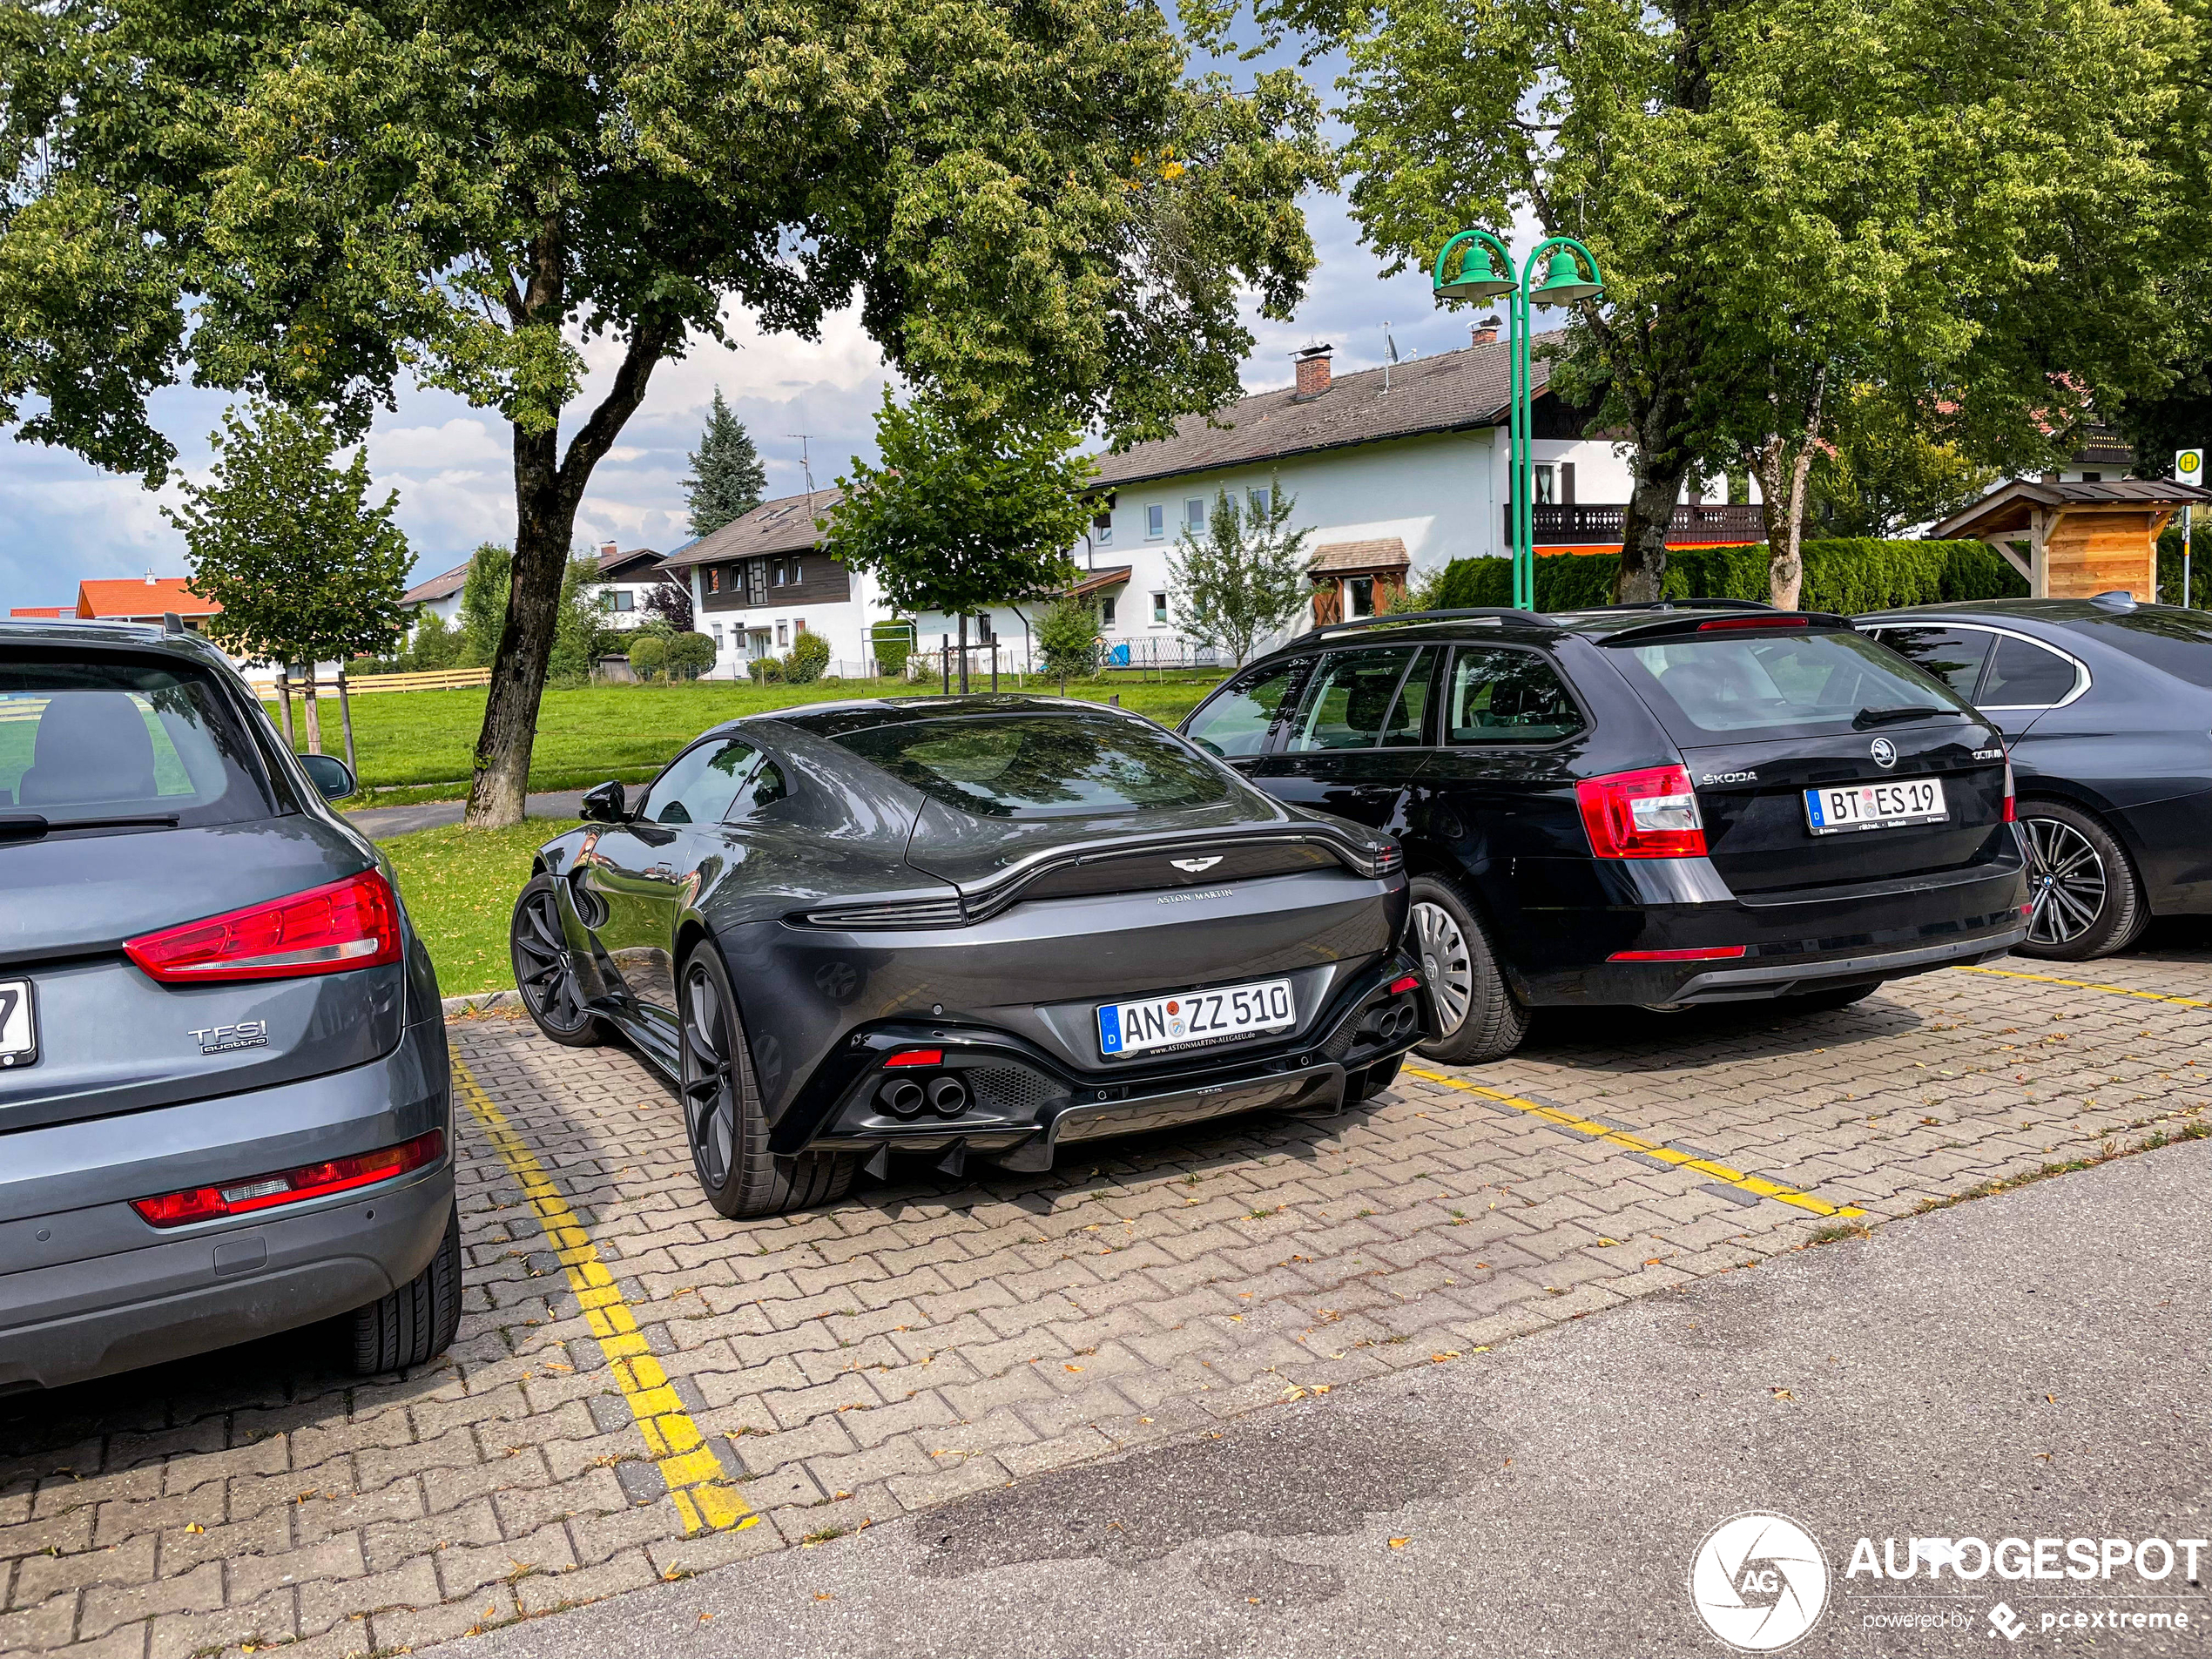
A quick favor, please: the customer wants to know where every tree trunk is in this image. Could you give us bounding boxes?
[1757,366,1827,611]
[300,662,323,754]
[1618,467,1688,603]
[466,425,570,827]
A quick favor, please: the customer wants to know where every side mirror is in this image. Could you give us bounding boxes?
[580,780,627,823]
[299,752,357,802]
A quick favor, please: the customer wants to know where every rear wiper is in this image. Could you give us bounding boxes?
[1851,705,1945,730]
[0,812,181,840]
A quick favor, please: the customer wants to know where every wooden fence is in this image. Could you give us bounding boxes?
[337,666,492,695]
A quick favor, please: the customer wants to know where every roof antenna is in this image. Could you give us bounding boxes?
[787,434,816,523]
[1383,324,1399,394]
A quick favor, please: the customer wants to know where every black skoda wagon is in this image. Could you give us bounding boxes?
[1178,605,2032,1062]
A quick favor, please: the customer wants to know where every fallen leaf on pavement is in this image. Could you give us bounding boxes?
[1388,1538,1411,1549]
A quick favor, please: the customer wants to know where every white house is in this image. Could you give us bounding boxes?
[399,543,669,634]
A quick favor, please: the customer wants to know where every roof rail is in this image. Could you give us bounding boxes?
[1563,597,1776,615]
[1308,607,1541,638]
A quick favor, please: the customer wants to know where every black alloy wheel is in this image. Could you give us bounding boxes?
[678,941,856,1219]
[2015,800,2146,962]
[510,875,609,1046]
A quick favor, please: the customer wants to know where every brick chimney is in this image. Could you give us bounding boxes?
[600,540,619,559]
[1471,317,1501,347]
[1291,343,1333,399]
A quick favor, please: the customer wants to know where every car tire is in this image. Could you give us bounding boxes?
[1351,1052,1405,1102]
[347,1204,462,1374]
[2015,800,2147,962]
[1784,982,1878,1013]
[511,874,612,1046]
[678,940,857,1219]
[1408,875,1531,1064]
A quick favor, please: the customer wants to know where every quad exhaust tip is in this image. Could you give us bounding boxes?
[878,1078,927,1116]
[927,1076,969,1117]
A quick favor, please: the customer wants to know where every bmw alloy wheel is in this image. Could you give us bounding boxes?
[2023,816,2107,948]
[681,961,740,1191]
[514,888,588,1031]
[1411,900,1473,1034]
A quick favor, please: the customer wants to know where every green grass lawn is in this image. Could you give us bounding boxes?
[283,671,1224,802]
[380,818,580,995]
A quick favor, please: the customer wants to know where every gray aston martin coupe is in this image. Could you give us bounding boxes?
[510,696,1428,1217]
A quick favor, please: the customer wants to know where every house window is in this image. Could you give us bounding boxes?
[774,560,786,586]
[776,622,789,647]
[1534,464,1556,505]
[711,624,724,649]
[1247,487,1270,516]
[613,590,634,612]
[1151,591,1169,624]
[1100,595,1118,629]
[794,617,806,633]
[2080,472,2102,482]
[1349,577,1375,618]
[1184,497,1206,531]
[705,568,720,594]
[792,558,803,584]
[1145,504,1165,541]
[1093,510,1113,548]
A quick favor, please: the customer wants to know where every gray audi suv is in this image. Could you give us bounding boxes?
[0,619,457,1393]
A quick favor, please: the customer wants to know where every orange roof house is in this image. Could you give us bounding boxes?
[75,574,221,629]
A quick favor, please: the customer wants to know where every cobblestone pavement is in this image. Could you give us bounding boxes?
[5,934,2209,1659]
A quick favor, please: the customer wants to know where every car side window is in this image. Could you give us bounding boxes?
[1379,647,1434,746]
[1446,647,1583,744]
[1981,636,2079,705]
[728,759,788,819]
[636,738,758,826]
[1873,626,1993,701]
[1285,647,1420,752]
[1183,663,1304,757]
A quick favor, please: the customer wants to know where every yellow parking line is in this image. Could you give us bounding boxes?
[1402,1066,1865,1218]
[1952,964,2210,1010]
[449,1050,757,1536]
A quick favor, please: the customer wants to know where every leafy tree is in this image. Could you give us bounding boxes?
[684,389,767,539]
[405,608,465,671]
[167,401,411,752]
[665,631,718,679]
[628,635,668,682]
[1037,596,1102,693]
[1318,0,2188,602]
[0,1,1327,826]
[644,576,695,633]
[550,555,621,683]
[824,395,1094,691]
[1808,390,1996,538]
[457,546,513,671]
[1167,481,1311,667]
[782,629,831,684]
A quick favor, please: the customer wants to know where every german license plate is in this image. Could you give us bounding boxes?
[0,979,37,1070]
[1098,978,1294,1058]
[1804,777,1947,835]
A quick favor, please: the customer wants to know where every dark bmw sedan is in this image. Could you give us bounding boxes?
[0,621,458,1393]
[511,697,1426,1217]
[1858,595,2212,959]
[1178,605,2032,1062]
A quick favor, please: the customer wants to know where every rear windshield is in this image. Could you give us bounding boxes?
[833,712,1231,819]
[1608,628,1973,743]
[0,658,276,830]
[2079,610,2212,690]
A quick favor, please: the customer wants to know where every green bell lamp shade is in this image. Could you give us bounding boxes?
[1434,246,1518,301]
[1531,249,1602,305]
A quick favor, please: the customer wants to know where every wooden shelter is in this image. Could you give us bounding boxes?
[1926,479,2212,600]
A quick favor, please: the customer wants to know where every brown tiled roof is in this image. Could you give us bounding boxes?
[1089,335,1561,492]
[1306,537,1409,576]
[1929,478,2212,540]
[1065,564,1132,597]
[597,547,665,580]
[401,561,472,604]
[658,490,846,569]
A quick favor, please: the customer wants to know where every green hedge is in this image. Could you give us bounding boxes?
[2155,523,2212,609]
[1429,539,2029,615]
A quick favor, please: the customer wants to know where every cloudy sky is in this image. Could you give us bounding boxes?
[0,77,1507,606]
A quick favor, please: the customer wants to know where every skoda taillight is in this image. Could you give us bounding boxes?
[1575,765,1707,859]
[125,869,401,982]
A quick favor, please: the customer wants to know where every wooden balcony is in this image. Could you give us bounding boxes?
[1506,502,1768,546]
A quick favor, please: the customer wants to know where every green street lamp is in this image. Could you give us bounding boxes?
[1432,231,1605,609]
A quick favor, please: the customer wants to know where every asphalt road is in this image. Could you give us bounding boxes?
[346,788,591,839]
[458,1137,2212,1659]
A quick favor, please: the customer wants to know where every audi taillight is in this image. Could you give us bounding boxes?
[131,1130,444,1228]
[2002,757,2017,823]
[1575,765,1707,859]
[125,870,401,982]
